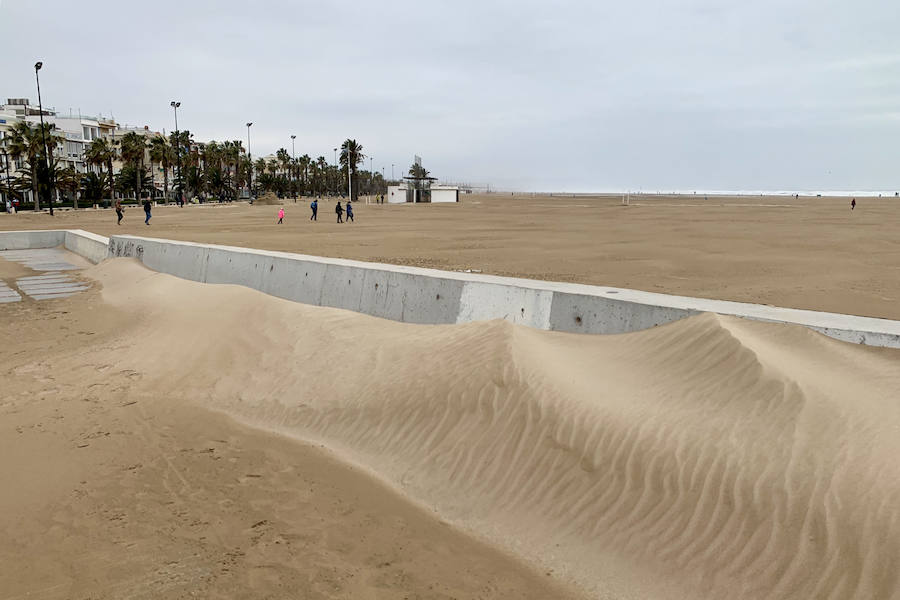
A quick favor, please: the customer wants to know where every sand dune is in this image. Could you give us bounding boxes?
[57,258,898,599]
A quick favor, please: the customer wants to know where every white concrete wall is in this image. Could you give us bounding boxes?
[431,188,458,203]
[107,234,900,348]
[5,229,900,348]
[0,229,109,264]
[386,185,407,203]
[0,229,66,250]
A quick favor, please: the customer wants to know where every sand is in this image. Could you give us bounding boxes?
[0,259,579,599]
[3,193,900,319]
[3,256,900,599]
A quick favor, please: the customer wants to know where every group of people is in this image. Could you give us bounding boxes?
[113,199,154,225]
[297,198,353,224]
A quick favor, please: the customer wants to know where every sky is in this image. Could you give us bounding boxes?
[1,0,899,192]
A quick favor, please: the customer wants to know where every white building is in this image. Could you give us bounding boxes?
[430,185,459,203]
[386,182,458,204]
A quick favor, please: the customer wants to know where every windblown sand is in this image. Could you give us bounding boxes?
[3,256,899,599]
[2,192,900,319]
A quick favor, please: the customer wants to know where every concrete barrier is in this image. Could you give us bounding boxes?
[64,230,110,264]
[107,234,900,348]
[4,229,900,347]
[0,229,109,265]
[0,229,66,251]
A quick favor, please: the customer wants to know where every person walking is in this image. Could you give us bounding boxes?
[335,201,344,223]
[310,198,318,221]
[115,199,124,225]
[143,198,152,225]
[345,199,354,223]
[277,207,285,224]
[851,198,856,210]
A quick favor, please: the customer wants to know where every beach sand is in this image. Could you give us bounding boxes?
[3,256,899,599]
[2,192,899,319]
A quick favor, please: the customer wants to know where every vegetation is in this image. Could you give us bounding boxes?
[84,137,116,202]
[2,120,63,210]
[2,124,388,209]
[149,135,175,201]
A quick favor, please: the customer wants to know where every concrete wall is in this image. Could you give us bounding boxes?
[0,229,66,250]
[4,229,900,348]
[0,229,109,264]
[64,230,109,264]
[107,234,900,348]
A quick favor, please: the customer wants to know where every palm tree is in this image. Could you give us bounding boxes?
[85,137,116,204]
[276,148,291,178]
[56,164,81,206]
[80,172,105,204]
[298,154,311,194]
[149,135,174,202]
[339,139,364,201]
[119,132,148,200]
[3,120,62,210]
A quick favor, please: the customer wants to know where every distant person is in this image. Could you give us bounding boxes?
[345,199,354,222]
[277,207,285,224]
[115,199,124,225]
[381,193,384,204]
[335,201,344,223]
[143,198,152,225]
[851,198,856,210]
[5,199,11,214]
[310,198,318,221]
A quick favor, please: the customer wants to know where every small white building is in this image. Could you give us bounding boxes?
[386,183,408,203]
[386,182,459,203]
[430,185,459,203]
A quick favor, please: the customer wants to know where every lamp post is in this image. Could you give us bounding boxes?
[34,61,54,216]
[246,122,253,200]
[170,101,181,205]
[290,134,296,198]
[333,148,338,196]
[391,163,394,182]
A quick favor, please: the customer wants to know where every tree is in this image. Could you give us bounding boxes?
[298,154,311,194]
[85,137,116,204]
[3,120,62,210]
[149,135,174,202]
[169,129,192,200]
[55,164,81,206]
[339,139,364,201]
[80,171,105,204]
[408,161,431,202]
[115,164,152,199]
[119,132,148,199]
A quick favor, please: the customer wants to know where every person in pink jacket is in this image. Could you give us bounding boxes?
[277,207,285,224]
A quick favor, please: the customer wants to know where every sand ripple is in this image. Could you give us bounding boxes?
[93,259,900,599]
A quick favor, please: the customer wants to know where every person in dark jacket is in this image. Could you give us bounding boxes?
[115,199,124,225]
[345,199,354,223]
[143,199,152,225]
[335,201,343,223]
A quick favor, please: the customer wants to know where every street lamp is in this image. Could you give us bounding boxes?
[333,147,338,196]
[34,61,54,216]
[170,101,181,205]
[246,122,253,200]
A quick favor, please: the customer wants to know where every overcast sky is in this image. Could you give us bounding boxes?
[2,0,898,191]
